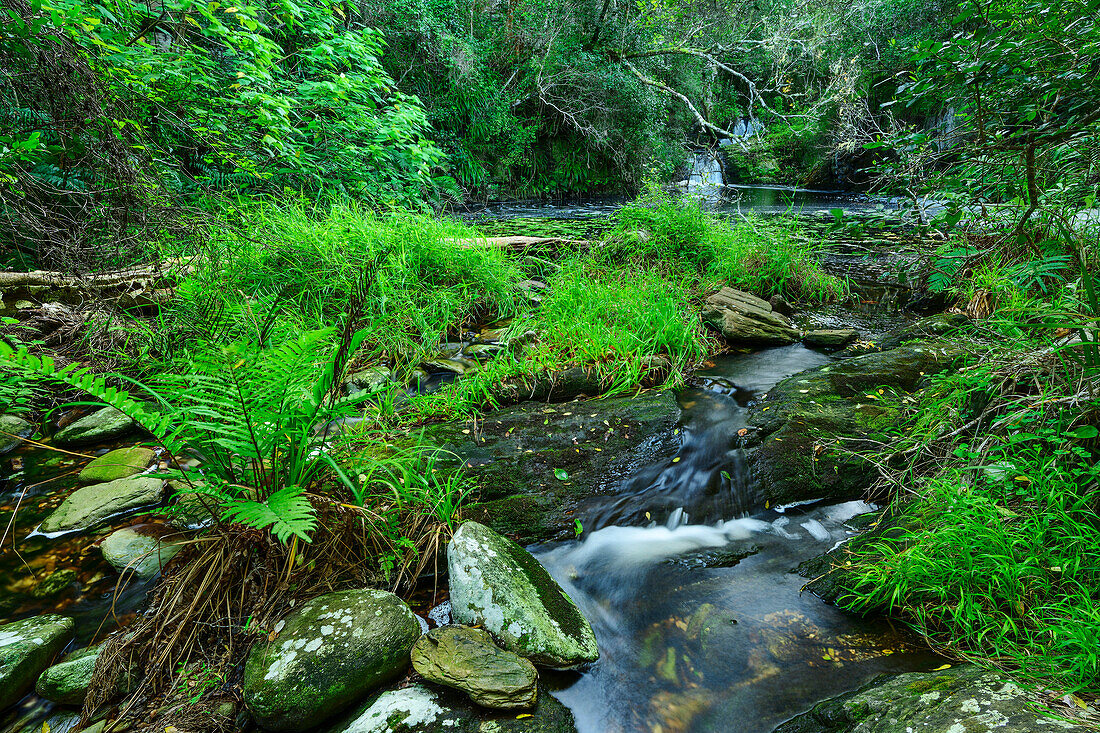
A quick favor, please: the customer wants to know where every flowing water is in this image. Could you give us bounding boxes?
[536,344,944,733]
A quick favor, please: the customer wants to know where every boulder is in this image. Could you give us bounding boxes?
[448,522,598,669]
[35,644,100,705]
[411,626,538,709]
[0,614,75,709]
[242,589,422,732]
[702,288,799,345]
[774,664,1094,733]
[100,524,186,579]
[327,683,576,733]
[0,414,34,455]
[769,294,795,317]
[39,475,164,533]
[747,343,962,506]
[52,407,135,446]
[803,329,859,349]
[78,446,155,484]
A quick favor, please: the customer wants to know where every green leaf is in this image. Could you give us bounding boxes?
[554,468,569,481]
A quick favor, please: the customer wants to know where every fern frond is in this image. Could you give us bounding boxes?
[222,485,317,544]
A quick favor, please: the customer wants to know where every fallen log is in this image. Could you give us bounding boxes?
[0,259,193,313]
[443,235,588,249]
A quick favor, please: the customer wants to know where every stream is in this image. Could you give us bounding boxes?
[534,343,943,733]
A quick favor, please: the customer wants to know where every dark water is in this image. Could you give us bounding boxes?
[537,343,943,733]
[461,185,895,222]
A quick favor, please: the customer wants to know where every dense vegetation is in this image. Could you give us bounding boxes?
[2,0,1100,726]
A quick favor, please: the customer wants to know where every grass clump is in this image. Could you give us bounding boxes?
[837,328,1100,694]
[604,184,848,302]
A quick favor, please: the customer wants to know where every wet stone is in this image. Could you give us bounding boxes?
[702,287,799,345]
[411,626,538,709]
[78,446,155,484]
[36,644,101,705]
[803,329,859,349]
[52,407,135,447]
[0,614,75,709]
[100,524,186,579]
[39,475,164,533]
[0,414,34,455]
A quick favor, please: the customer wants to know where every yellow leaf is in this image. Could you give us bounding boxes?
[933,664,952,671]
[516,714,532,719]
[672,457,681,463]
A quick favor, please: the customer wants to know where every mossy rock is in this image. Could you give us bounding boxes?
[0,414,34,455]
[774,664,1094,732]
[52,408,135,447]
[39,475,164,533]
[411,626,538,709]
[327,683,576,733]
[747,342,963,506]
[35,644,101,705]
[0,614,75,709]
[448,521,597,670]
[242,589,422,732]
[78,446,155,484]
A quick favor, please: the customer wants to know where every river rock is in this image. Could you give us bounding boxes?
[39,475,164,533]
[242,589,422,732]
[0,614,75,709]
[411,391,680,543]
[31,568,77,599]
[702,287,799,345]
[748,342,963,506]
[100,524,186,579]
[774,664,1095,732]
[803,329,859,348]
[345,366,393,396]
[78,446,155,484]
[448,521,598,669]
[327,683,576,733]
[53,407,135,446]
[411,626,538,709]
[0,414,34,454]
[35,644,100,705]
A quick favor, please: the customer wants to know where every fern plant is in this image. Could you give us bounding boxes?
[0,326,370,544]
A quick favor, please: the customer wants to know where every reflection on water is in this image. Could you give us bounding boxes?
[536,344,942,733]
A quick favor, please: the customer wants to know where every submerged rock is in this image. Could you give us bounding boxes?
[35,644,101,705]
[0,614,75,709]
[702,287,799,345]
[242,589,421,732]
[78,446,155,484]
[31,568,78,599]
[0,414,34,454]
[748,342,962,506]
[327,683,576,733]
[39,475,164,533]
[53,407,135,446]
[448,521,598,670]
[803,329,859,349]
[774,664,1094,732]
[411,626,538,709]
[100,524,186,579]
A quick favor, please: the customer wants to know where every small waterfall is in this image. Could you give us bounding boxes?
[687,150,724,188]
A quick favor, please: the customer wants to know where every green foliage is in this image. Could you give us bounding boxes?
[842,356,1100,692]
[605,186,848,301]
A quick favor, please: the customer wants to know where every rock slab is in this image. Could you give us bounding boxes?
[702,288,799,345]
[40,475,164,533]
[448,521,598,669]
[78,446,155,484]
[774,664,1095,732]
[53,407,135,446]
[0,414,34,455]
[242,589,422,732]
[803,329,859,348]
[0,614,75,709]
[411,626,538,709]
